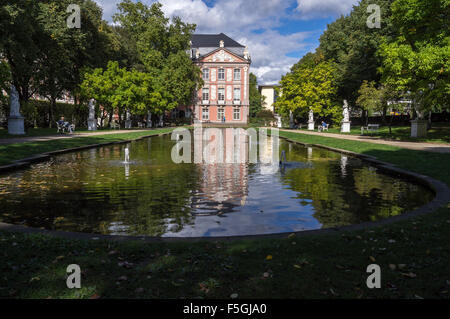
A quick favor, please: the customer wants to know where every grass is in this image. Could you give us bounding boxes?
[298,123,450,144]
[0,127,449,299]
[0,127,150,139]
[1,205,449,299]
[0,128,175,166]
[278,130,450,185]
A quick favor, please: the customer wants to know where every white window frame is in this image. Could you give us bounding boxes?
[218,68,225,80]
[202,88,209,101]
[217,108,225,121]
[218,88,225,101]
[233,88,241,101]
[202,108,209,120]
[233,108,240,120]
[234,68,241,81]
[202,68,209,80]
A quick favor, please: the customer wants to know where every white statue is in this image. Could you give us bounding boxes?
[10,85,21,117]
[87,99,97,131]
[88,99,95,119]
[342,100,350,122]
[8,84,25,135]
[341,100,351,132]
[308,109,314,123]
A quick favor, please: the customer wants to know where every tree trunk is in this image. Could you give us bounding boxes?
[48,97,56,128]
[389,115,393,135]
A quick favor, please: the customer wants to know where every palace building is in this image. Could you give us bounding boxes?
[184,33,251,125]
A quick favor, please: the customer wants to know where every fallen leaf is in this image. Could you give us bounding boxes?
[369,256,376,262]
[266,255,273,260]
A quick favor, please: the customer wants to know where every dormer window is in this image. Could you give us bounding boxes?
[219,40,224,48]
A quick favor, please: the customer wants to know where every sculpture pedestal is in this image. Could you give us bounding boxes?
[411,119,427,138]
[341,121,351,133]
[87,118,97,131]
[8,116,25,135]
[125,120,132,129]
[308,122,314,130]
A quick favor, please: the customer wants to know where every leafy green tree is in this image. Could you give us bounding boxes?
[113,1,202,116]
[249,73,264,117]
[379,0,450,120]
[0,0,118,127]
[319,0,397,106]
[275,53,341,124]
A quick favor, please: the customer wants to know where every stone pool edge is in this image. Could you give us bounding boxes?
[0,133,449,243]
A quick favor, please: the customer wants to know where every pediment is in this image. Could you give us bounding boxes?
[200,49,247,63]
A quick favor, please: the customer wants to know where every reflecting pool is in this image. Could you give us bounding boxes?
[0,129,434,237]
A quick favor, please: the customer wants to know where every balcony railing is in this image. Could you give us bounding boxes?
[218,100,225,105]
[233,100,241,105]
[202,100,209,105]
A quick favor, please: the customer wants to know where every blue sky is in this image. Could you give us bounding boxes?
[94,0,359,84]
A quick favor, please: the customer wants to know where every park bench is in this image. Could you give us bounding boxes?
[56,122,75,134]
[361,124,380,134]
[110,121,120,130]
[318,123,329,132]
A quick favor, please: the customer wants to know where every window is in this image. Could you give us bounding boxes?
[202,68,209,80]
[218,68,225,80]
[217,108,225,121]
[233,88,240,101]
[234,69,241,81]
[202,88,209,101]
[202,108,209,120]
[233,108,240,120]
[218,88,225,101]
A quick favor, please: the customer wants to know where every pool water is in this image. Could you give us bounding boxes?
[0,130,434,237]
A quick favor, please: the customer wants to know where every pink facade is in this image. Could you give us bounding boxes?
[186,34,251,125]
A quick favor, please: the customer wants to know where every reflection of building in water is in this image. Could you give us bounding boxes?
[192,128,249,215]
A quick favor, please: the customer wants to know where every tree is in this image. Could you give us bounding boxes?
[319,0,397,107]
[275,53,341,124]
[0,60,10,117]
[379,0,450,120]
[81,61,160,127]
[0,0,118,127]
[249,73,264,117]
[113,0,202,117]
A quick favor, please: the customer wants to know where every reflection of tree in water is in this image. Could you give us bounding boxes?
[280,145,433,228]
[0,136,200,236]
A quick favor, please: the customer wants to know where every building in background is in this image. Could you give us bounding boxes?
[259,85,279,114]
[181,33,251,125]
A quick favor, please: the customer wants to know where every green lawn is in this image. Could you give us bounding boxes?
[298,123,450,144]
[0,127,149,139]
[0,128,449,299]
[0,128,175,166]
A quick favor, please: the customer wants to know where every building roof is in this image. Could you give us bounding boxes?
[191,33,244,48]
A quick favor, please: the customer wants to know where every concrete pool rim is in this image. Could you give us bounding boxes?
[0,131,449,242]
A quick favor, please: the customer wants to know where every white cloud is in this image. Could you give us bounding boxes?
[295,0,358,19]
[94,0,334,84]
